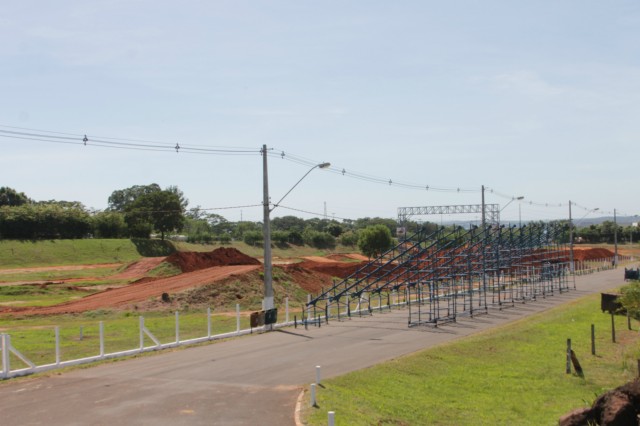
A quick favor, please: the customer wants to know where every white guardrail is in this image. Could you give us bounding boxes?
[1,301,295,380]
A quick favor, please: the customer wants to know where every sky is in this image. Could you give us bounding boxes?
[1,1,638,225]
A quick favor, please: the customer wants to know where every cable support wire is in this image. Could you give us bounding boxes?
[269,149,479,194]
[277,204,350,221]
[1,124,606,214]
[0,127,259,155]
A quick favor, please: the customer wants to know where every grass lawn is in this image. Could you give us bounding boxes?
[304,292,640,425]
[0,239,143,268]
[0,309,257,366]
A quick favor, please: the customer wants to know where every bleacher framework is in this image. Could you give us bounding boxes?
[305,222,571,327]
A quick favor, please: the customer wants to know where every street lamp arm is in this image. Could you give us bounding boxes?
[270,162,330,212]
[500,196,524,212]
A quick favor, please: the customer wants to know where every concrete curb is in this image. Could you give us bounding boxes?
[294,387,307,426]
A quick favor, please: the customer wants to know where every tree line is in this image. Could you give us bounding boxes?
[0,185,437,256]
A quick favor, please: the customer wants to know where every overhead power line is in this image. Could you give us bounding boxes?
[0,123,606,215]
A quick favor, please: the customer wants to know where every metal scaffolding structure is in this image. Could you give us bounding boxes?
[398,204,501,227]
[305,222,571,327]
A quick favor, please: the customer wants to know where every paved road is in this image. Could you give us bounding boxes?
[0,267,633,425]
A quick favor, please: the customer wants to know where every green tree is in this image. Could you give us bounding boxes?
[355,217,398,236]
[339,230,359,247]
[272,215,306,233]
[0,187,30,207]
[92,211,127,238]
[125,190,185,240]
[243,230,263,246]
[358,224,393,258]
[108,184,162,211]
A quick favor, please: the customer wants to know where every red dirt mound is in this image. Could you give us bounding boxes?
[288,260,366,279]
[166,248,261,273]
[572,247,615,261]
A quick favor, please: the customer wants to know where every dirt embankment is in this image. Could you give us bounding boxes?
[571,247,616,261]
[166,247,261,272]
[1,248,263,316]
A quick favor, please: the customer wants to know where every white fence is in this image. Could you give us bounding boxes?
[1,301,293,380]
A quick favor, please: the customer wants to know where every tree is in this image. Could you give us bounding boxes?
[339,230,359,247]
[0,187,30,207]
[354,217,398,236]
[108,184,162,211]
[125,190,185,240]
[358,225,393,258]
[271,215,306,233]
[92,211,127,238]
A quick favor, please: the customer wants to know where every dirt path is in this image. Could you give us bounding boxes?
[0,263,124,275]
[4,264,260,315]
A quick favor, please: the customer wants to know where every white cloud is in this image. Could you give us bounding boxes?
[492,70,565,99]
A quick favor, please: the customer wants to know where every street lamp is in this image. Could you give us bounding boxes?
[262,144,330,316]
[499,196,524,225]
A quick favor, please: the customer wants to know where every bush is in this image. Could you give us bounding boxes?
[340,231,359,247]
[303,229,336,249]
[243,230,263,246]
[218,234,232,244]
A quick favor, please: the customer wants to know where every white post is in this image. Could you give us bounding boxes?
[236,304,241,334]
[316,365,322,385]
[285,297,289,323]
[328,411,335,426]
[310,383,317,407]
[99,321,104,357]
[139,316,144,350]
[207,307,212,338]
[175,311,180,344]
[1,334,9,378]
[55,326,60,366]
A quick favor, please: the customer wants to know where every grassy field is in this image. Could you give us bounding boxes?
[0,238,358,270]
[304,292,640,426]
[0,309,269,366]
[0,239,144,268]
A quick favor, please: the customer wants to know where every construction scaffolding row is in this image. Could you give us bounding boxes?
[306,223,572,327]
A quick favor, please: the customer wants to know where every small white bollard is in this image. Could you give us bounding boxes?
[328,411,335,426]
[316,365,322,385]
[2,334,10,378]
[207,307,212,338]
[236,304,241,333]
[139,316,145,350]
[285,297,289,323]
[175,311,180,344]
[310,383,317,407]
[99,321,104,357]
[55,326,60,365]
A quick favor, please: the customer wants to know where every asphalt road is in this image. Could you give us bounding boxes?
[0,267,633,425]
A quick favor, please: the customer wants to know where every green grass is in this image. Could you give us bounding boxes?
[304,294,640,426]
[0,265,125,283]
[0,239,144,268]
[0,309,257,366]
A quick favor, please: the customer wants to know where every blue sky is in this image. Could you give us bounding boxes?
[1,1,638,224]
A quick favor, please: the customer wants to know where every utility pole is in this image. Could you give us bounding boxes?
[262,145,274,311]
[614,208,618,267]
[519,202,522,228]
[569,201,574,273]
[481,185,486,228]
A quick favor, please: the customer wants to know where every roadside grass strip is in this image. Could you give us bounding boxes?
[304,293,640,425]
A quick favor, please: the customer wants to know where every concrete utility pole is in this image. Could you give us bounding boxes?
[569,201,574,273]
[481,185,486,228]
[261,145,330,317]
[614,208,618,266]
[262,145,274,311]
